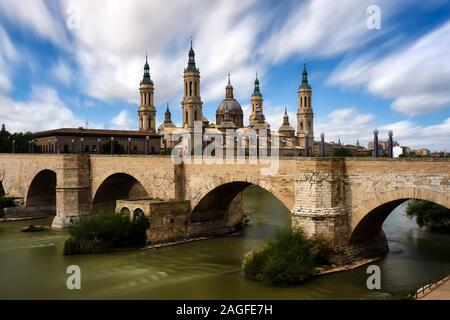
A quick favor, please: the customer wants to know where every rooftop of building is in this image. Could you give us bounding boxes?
[33,128,161,138]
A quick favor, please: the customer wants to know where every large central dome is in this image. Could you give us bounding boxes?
[217,98,243,113]
[215,75,244,128]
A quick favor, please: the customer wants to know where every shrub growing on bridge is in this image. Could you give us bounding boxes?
[243,228,331,286]
[64,212,150,255]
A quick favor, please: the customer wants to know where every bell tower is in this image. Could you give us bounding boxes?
[297,62,314,149]
[138,54,156,133]
[249,71,263,126]
[181,39,203,129]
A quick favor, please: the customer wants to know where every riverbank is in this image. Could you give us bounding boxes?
[413,274,450,300]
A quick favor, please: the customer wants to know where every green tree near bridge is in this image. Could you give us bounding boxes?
[243,228,331,286]
[0,126,40,153]
[406,200,450,231]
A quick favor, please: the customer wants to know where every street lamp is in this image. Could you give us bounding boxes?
[373,129,379,158]
[320,132,325,158]
[80,137,84,154]
[146,136,149,155]
[97,138,101,154]
[71,138,75,154]
[111,137,114,155]
[128,137,131,155]
[12,140,15,153]
[388,130,393,158]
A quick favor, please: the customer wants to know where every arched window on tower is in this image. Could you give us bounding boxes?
[300,97,303,108]
[185,111,188,124]
[189,81,193,96]
[300,122,303,130]
[194,81,198,96]
[308,97,311,107]
[148,118,151,129]
[185,82,187,96]
[308,121,311,131]
[195,111,197,121]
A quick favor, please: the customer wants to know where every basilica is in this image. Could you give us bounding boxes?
[138,41,317,156]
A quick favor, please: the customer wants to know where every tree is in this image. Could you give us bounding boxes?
[0,128,40,153]
[332,147,354,157]
[406,199,450,231]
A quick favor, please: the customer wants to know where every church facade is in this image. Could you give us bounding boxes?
[154,41,317,156]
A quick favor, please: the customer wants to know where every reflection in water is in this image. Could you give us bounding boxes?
[0,187,449,299]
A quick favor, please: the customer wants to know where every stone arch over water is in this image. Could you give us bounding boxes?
[190,181,291,224]
[25,169,57,214]
[92,173,149,213]
[350,188,450,244]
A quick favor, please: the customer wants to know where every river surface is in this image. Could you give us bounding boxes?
[1,186,450,299]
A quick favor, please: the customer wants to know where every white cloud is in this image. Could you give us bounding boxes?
[315,107,375,145]
[109,110,135,130]
[0,86,86,132]
[51,59,72,86]
[261,0,398,63]
[328,20,450,116]
[316,107,450,151]
[0,0,69,48]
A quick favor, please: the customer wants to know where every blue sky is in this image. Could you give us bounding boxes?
[0,0,449,150]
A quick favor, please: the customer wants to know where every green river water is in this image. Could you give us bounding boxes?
[1,186,450,299]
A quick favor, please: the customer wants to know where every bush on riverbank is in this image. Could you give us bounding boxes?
[243,228,331,286]
[63,212,150,255]
[406,199,450,231]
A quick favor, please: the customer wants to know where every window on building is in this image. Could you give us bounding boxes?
[194,81,198,96]
[189,81,193,96]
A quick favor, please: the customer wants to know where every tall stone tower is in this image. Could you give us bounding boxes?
[181,40,203,129]
[249,72,263,126]
[138,54,156,133]
[296,62,314,150]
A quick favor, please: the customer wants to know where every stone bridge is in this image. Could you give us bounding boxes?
[0,154,449,262]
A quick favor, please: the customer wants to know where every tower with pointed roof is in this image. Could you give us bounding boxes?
[278,108,295,138]
[158,103,176,131]
[249,72,264,126]
[296,62,314,150]
[138,54,156,133]
[181,39,203,129]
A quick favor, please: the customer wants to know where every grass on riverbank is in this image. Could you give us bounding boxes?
[243,228,332,286]
[63,212,150,255]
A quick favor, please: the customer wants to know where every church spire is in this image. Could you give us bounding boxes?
[187,37,198,71]
[225,72,233,99]
[252,70,262,97]
[301,60,311,89]
[141,53,153,85]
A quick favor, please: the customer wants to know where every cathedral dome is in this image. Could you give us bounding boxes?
[217,98,243,114]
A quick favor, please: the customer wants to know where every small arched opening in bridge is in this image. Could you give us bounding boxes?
[191,182,291,233]
[133,208,144,220]
[119,207,131,217]
[350,193,450,245]
[25,169,57,215]
[92,173,149,213]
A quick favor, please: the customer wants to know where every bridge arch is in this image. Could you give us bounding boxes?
[190,178,292,223]
[92,172,149,213]
[350,188,450,244]
[25,169,57,213]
